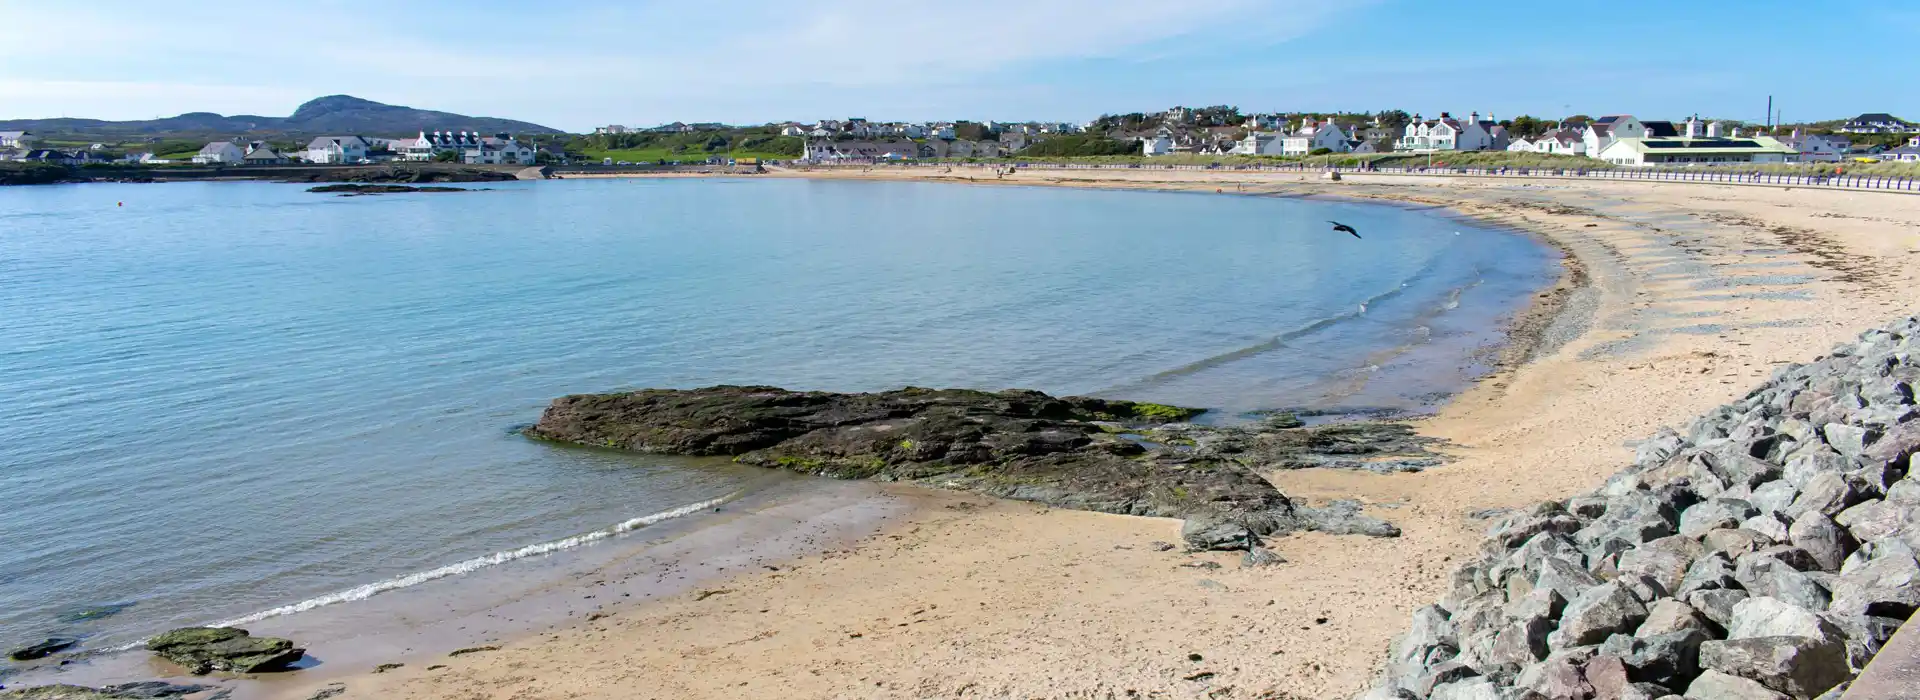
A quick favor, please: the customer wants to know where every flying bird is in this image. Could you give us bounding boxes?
[1328,221,1361,239]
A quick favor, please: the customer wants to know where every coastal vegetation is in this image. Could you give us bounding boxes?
[570,128,802,163]
[1016,135,1142,157]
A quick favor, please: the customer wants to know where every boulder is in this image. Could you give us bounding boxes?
[1684,670,1790,700]
[6,637,78,661]
[1785,473,1864,520]
[1835,499,1920,544]
[1637,600,1711,638]
[1683,500,1761,538]
[1686,589,1751,629]
[1539,557,1604,602]
[1725,597,1845,641]
[1698,635,1850,699]
[1430,678,1502,700]
[1182,514,1255,551]
[144,626,304,675]
[1551,582,1649,650]
[1826,550,1920,617]
[1786,511,1856,572]
[1602,629,1709,689]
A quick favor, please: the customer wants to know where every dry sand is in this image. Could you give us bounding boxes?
[276,170,1920,700]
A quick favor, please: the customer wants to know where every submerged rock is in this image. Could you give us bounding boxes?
[528,385,1420,542]
[145,627,303,675]
[6,637,77,661]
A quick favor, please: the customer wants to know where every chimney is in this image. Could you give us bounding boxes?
[1685,117,1698,139]
[1706,121,1722,138]
[1470,111,1480,123]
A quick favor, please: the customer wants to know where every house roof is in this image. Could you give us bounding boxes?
[243,146,285,160]
[1590,124,1614,137]
[1605,136,1794,156]
[307,136,371,150]
[198,141,243,154]
[0,131,28,140]
[1642,121,1680,137]
[1593,115,1630,125]
[1849,113,1907,124]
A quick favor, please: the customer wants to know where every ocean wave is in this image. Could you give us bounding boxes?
[124,493,740,642]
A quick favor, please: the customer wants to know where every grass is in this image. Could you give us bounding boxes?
[577,147,790,164]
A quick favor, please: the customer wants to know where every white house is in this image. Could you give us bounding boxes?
[1506,136,1537,152]
[1582,115,1648,157]
[242,142,290,164]
[1838,113,1913,134]
[1230,132,1283,155]
[0,130,34,149]
[801,140,919,161]
[1142,130,1174,156]
[780,125,807,137]
[1596,131,1793,167]
[1783,130,1851,162]
[1286,120,1352,155]
[305,136,371,164]
[192,141,246,164]
[593,125,629,135]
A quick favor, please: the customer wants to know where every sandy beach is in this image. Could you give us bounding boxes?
[263,170,1920,700]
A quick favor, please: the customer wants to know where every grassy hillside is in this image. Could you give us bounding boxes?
[568,129,802,163]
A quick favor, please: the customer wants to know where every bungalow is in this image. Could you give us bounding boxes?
[1533,128,1585,156]
[1596,133,1793,167]
[305,135,371,164]
[1838,113,1914,134]
[192,141,247,164]
[242,142,290,164]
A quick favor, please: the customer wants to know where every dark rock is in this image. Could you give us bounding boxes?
[1679,552,1742,596]
[1698,635,1850,699]
[6,638,77,661]
[306,183,470,194]
[54,603,134,624]
[1686,589,1751,630]
[305,685,346,700]
[1603,629,1709,689]
[145,627,304,675]
[1786,511,1856,572]
[1181,514,1255,551]
[1552,582,1649,650]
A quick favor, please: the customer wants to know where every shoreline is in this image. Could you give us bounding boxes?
[12,170,1919,699]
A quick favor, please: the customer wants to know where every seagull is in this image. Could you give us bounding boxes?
[1328,221,1361,239]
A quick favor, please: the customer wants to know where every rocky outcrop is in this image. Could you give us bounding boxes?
[1361,317,1920,700]
[145,627,302,675]
[0,683,208,699]
[528,386,1436,547]
[5,637,76,661]
[305,184,469,194]
[280,166,516,184]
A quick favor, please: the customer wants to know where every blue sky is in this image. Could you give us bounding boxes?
[2,0,1914,132]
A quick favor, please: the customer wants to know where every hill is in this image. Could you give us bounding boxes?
[0,95,563,141]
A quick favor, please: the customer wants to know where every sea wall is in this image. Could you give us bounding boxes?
[1361,317,1920,699]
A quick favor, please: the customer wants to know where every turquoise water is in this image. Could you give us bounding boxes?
[0,177,1554,654]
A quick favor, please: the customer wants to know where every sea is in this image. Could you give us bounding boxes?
[0,177,1557,661]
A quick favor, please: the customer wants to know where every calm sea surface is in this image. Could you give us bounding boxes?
[0,177,1554,653]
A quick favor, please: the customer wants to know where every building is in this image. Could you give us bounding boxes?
[241,142,290,164]
[1595,120,1793,166]
[1532,128,1585,156]
[800,140,919,162]
[1399,112,1503,152]
[1838,113,1914,134]
[1506,136,1536,152]
[305,136,372,164]
[396,131,533,164]
[1282,119,1352,155]
[1784,131,1851,162]
[593,125,629,135]
[192,141,247,164]
[1581,115,1649,157]
[780,125,807,137]
[0,130,35,150]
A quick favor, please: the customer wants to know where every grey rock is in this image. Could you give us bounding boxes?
[1637,599,1711,638]
[1821,423,1880,458]
[1741,514,1792,544]
[7,636,79,661]
[1621,546,1695,594]
[1390,605,1458,689]
[1684,669,1790,699]
[1782,447,1851,490]
[1703,529,1772,558]
[1242,546,1286,568]
[1539,557,1604,602]
[1637,429,1689,468]
[1687,589,1751,629]
[1620,573,1673,605]
[1735,553,1832,611]
[1603,629,1710,689]
[1698,635,1850,699]
[1551,582,1649,650]
[1820,613,1904,672]
[1826,550,1920,618]
[1727,597,1846,640]
[1786,511,1856,572]
[1181,514,1255,551]
[1834,499,1920,544]
[1710,452,1785,491]
[1417,661,1481,697]
[1489,616,1555,668]
[1750,481,1801,518]
[1860,420,1920,471]
[1785,473,1864,520]
[1584,653,1633,699]
[1517,654,1594,700]
[1430,677,1502,700]
[1886,478,1920,504]
[100,681,213,698]
[1621,684,1677,700]
[1678,553,1740,597]
[1570,496,1611,520]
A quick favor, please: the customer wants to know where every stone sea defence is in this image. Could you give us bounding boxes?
[527,386,1443,547]
[1361,318,1920,700]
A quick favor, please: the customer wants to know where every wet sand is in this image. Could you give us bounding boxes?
[62,169,1920,700]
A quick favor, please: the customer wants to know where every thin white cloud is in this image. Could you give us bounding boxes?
[0,0,1364,129]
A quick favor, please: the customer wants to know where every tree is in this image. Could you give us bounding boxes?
[1375,109,1412,132]
[1372,138,1397,153]
[431,150,459,163]
[1563,115,1594,128]
[1309,147,1333,156]
[1507,115,1552,139]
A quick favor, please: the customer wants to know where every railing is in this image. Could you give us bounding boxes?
[800,160,1920,193]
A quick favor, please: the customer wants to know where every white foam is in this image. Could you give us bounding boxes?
[202,492,739,629]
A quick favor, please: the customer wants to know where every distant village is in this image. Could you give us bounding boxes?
[2,108,1915,169]
[0,130,558,167]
